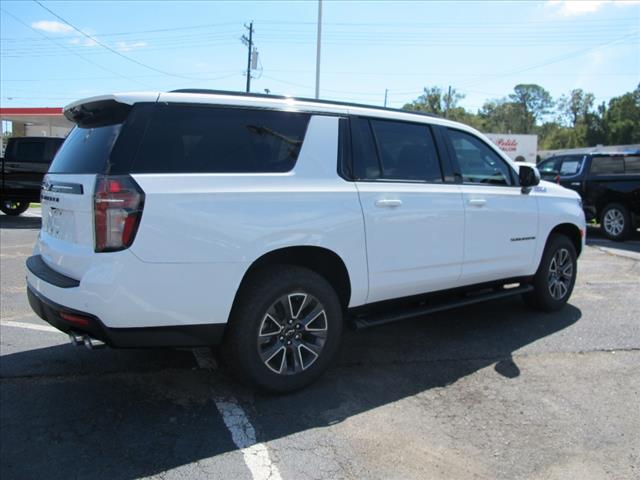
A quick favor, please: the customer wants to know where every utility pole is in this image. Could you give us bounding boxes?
[384,89,388,108]
[315,0,322,99]
[241,22,254,93]
[445,85,452,118]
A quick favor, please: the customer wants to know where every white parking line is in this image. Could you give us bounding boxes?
[192,349,282,480]
[214,396,283,480]
[1,320,60,333]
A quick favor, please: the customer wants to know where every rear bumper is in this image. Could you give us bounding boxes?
[27,282,226,348]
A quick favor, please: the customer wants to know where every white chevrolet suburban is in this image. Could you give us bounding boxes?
[27,90,585,392]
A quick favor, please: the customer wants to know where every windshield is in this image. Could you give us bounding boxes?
[538,159,558,173]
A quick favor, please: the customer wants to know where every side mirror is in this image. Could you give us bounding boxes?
[519,164,540,193]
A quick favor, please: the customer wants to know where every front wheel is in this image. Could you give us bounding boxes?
[523,234,577,312]
[0,201,30,216]
[224,266,343,392]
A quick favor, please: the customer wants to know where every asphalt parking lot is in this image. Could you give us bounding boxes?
[1,208,639,480]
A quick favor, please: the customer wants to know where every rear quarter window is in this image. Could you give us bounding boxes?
[132,105,311,173]
[589,156,625,175]
[624,156,640,174]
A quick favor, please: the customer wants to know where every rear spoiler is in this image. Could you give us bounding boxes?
[64,93,159,127]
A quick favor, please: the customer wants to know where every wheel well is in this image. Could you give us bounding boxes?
[550,223,582,256]
[237,246,352,308]
[597,198,628,221]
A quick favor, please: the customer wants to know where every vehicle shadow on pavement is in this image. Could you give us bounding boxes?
[0,298,581,480]
[586,225,640,254]
[0,214,41,230]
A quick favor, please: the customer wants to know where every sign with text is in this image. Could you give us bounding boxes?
[485,133,538,164]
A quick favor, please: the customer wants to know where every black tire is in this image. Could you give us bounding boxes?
[523,233,577,312]
[600,203,631,241]
[0,201,30,216]
[223,265,343,393]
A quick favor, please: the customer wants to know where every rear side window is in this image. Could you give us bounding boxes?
[351,117,380,180]
[133,105,311,173]
[447,129,514,186]
[49,125,122,174]
[624,156,640,173]
[590,156,625,175]
[369,119,442,182]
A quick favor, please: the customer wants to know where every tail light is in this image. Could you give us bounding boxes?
[555,174,560,184]
[94,175,144,252]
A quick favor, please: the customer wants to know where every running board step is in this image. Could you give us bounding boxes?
[352,284,533,330]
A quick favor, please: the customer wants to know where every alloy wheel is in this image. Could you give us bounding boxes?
[547,248,573,300]
[603,208,625,237]
[257,292,328,375]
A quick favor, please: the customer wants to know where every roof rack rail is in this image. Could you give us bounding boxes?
[168,88,440,119]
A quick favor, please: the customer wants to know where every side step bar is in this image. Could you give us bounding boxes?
[352,284,533,330]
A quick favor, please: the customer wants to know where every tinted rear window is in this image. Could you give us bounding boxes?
[48,125,122,174]
[132,105,311,173]
[590,156,625,175]
[624,156,640,173]
[15,141,45,163]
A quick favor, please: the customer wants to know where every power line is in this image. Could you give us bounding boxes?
[252,16,640,27]
[458,31,639,89]
[0,7,154,89]
[3,15,634,44]
[32,0,203,81]
[0,71,241,82]
[0,21,244,43]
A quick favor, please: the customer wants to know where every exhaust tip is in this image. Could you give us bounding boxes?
[83,336,106,350]
[68,332,85,346]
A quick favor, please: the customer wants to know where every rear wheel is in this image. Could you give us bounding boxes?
[601,203,631,241]
[224,265,343,392]
[0,201,30,216]
[523,234,577,312]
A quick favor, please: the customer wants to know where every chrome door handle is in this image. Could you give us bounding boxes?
[468,198,487,207]
[375,198,403,208]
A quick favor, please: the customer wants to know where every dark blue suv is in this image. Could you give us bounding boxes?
[538,152,640,240]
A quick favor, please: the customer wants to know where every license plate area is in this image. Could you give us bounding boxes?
[43,207,77,242]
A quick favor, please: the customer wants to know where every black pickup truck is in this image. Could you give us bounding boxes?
[1,136,64,216]
[538,152,640,240]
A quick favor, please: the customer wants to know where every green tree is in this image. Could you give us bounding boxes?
[478,99,522,133]
[603,86,640,144]
[557,88,595,127]
[584,102,607,146]
[509,84,554,133]
[403,86,464,117]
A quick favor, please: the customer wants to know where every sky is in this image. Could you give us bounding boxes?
[0,0,638,115]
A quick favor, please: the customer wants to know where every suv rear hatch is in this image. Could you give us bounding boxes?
[38,96,154,281]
